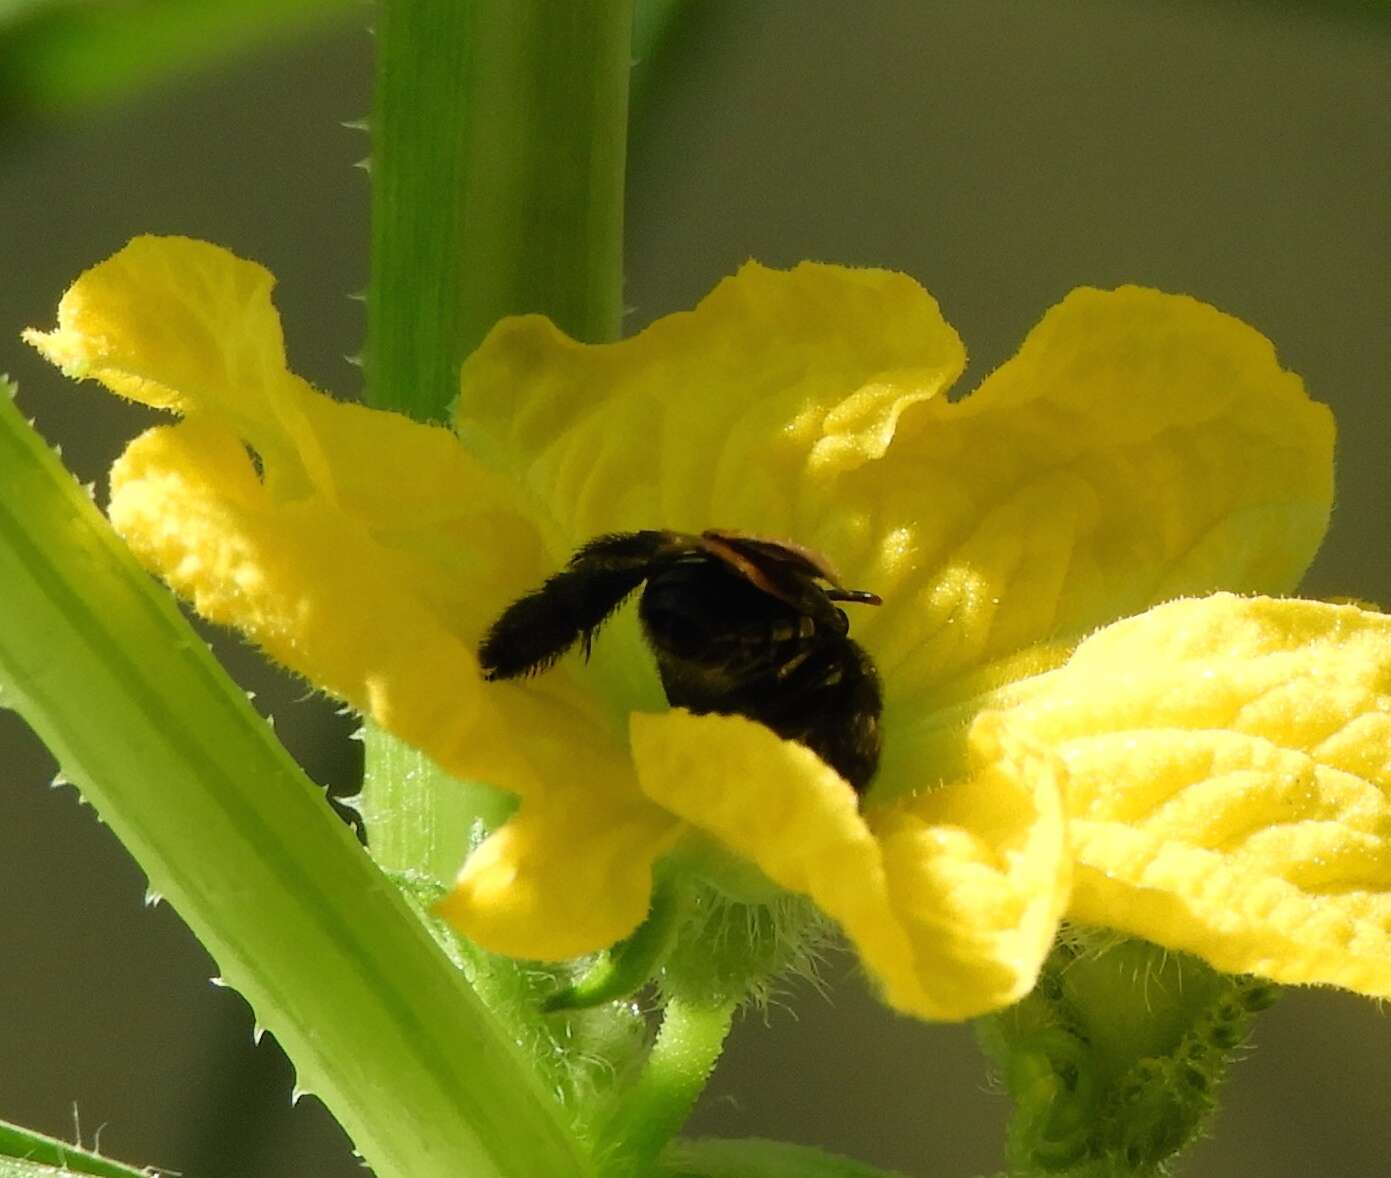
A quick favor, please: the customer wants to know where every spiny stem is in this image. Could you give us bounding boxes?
[0,384,589,1178]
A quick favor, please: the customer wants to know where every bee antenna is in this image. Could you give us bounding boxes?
[826,587,881,606]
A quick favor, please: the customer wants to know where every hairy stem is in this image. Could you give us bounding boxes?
[600,998,736,1172]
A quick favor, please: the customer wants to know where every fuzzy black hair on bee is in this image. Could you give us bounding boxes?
[478,529,883,792]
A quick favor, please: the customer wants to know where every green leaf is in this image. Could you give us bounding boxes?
[0,377,591,1178]
[0,1115,157,1178]
[659,1137,910,1178]
[0,0,355,120]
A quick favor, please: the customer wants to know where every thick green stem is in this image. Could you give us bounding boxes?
[359,0,636,1056]
[355,4,639,1165]
[363,0,634,883]
[359,725,514,884]
[367,0,632,421]
[0,1165,133,1178]
[0,385,589,1178]
[599,999,736,1173]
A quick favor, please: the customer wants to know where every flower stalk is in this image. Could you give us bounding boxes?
[600,998,738,1173]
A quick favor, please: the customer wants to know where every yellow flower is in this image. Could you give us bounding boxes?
[26,235,1391,1022]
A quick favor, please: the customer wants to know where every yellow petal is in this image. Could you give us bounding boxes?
[23,236,283,415]
[115,409,678,951]
[23,236,529,527]
[1002,593,1391,997]
[630,710,1067,1020]
[108,418,613,803]
[25,236,586,797]
[437,789,680,960]
[849,287,1334,709]
[22,236,310,470]
[457,271,1333,809]
[456,262,968,717]
[456,261,965,546]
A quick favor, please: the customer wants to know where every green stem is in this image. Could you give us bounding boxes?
[456,2,632,349]
[363,0,634,883]
[0,1165,133,1178]
[0,384,589,1178]
[600,999,736,1173]
[359,724,514,884]
[0,1115,152,1178]
[367,0,632,422]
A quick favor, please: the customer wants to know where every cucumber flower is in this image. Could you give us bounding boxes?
[26,235,1391,1022]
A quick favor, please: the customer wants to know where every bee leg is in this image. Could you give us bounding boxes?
[775,647,814,680]
[479,530,680,680]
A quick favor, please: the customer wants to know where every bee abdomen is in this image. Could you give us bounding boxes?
[480,527,884,792]
[765,638,881,792]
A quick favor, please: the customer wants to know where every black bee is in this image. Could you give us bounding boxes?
[478,529,883,792]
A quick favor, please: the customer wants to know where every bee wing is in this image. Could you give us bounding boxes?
[700,529,880,608]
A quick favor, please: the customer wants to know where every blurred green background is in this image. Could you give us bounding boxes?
[2,2,1390,1175]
